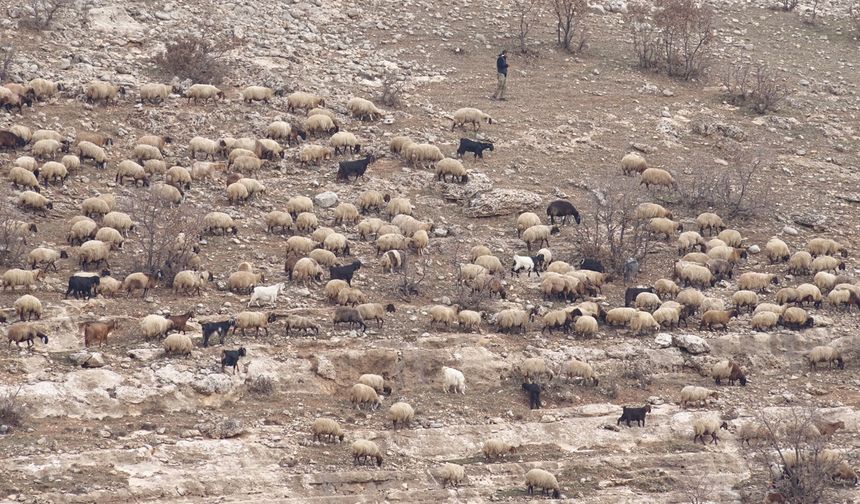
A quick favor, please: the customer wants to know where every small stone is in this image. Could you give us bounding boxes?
[662,88,674,97]
[783,226,798,236]
[540,415,556,423]
[314,191,339,208]
[654,333,672,348]
[747,244,761,254]
[671,333,710,354]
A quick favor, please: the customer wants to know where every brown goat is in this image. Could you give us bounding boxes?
[81,320,118,347]
[814,419,845,438]
[167,311,194,334]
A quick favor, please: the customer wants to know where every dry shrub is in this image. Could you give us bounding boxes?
[0,202,29,268]
[721,63,792,114]
[779,0,800,11]
[376,71,403,108]
[677,147,772,220]
[249,376,275,397]
[802,0,822,25]
[153,34,239,85]
[0,43,14,82]
[18,0,70,30]
[618,361,653,388]
[753,408,839,504]
[574,179,655,278]
[552,0,588,52]
[397,258,428,301]
[512,0,545,53]
[0,388,24,429]
[627,0,715,80]
[124,188,203,281]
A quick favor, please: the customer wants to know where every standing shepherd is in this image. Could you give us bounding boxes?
[493,50,508,100]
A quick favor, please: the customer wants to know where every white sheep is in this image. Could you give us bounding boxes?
[350,383,382,410]
[305,114,338,136]
[85,81,124,104]
[13,294,42,321]
[439,463,465,487]
[312,418,345,443]
[482,439,516,460]
[442,366,466,394]
[28,247,67,271]
[163,333,193,356]
[351,439,383,467]
[525,468,561,498]
[737,272,779,292]
[692,416,728,445]
[29,78,62,100]
[241,85,275,103]
[140,314,173,340]
[9,166,40,190]
[680,385,719,408]
[185,84,224,103]
[287,91,325,112]
[388,401,415,429]
[522,225,560,251]
[32,139,63,160]
[562,359,598,385]
[203,212,238,235]
[234,311,276,337]
[451,107,493,131]
[1,268,43,291]
[173,270,212,295]
[640,168,677,190]
[347,97,385,120]
[139,83,172,103]
[621,152,647,176]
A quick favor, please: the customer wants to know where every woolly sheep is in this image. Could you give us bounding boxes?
[351,439,383,467]
[693,416,729,445]
[95,227,124,250]
[293,257,324,284]
[435,157,468,183]
[655,278,680,298]
[482,438,516,460]
[29,78,62,100]
[496,308,530,333]
[388,401,415,429]
[287,91,325,112]
[562,359,598,385]
[13,156,37,171]
[677,231,706,254]
[241,85,275,103]
[439,463,465,488]
[407,143,445,169]
[813,271,839,293]
[653,305,681,328]
[283,315,319,335]
[635,292,661,311]
[323,232,350,256]
[796,283,823,308]
[680,385,719,408]
[350,383,382,410]
[1,268,43,291]
[630,310,659,335]
[307,249,336,268]
[28,247,67,272]
[785,251,812,276]
[172,270,212,295]
[635,202,672,220]
[518,357,554,384]
[738,272,779,292]
[712,360,747,386]
[203,212,238,235]
[827,288,855,310]
[732,290,759,313]
[621,152,647,175]
[305,114,339,137]
[522,224,560,251]
[139,83,172,103]
[451,107,492,130]
[13,294,42,321]
[33,139,65,160]
[811,255,845,274]
[640,168,677,190]
[9,166,40,190]
[649,217,682,240]
[140,314,173,340]
[185,84,224,103]
[807,345,843,369]
[68,218,97,245]
[6,323,49,348]
[442,366,466,394]
[525,468,561,499]
[676,262,714,289]
[606,307,637,326]
[696,212,726,236]
[61,154,80,172]
[233,311,277,337]
[312,418,345,443]
[385,197,413,218]
[356,303,392,327]
[163,333,193,356]
[751,311,779,331]
[227,271,265,293]
[516,212,541,238]
[80,197,109,218]
[122,272,159,297]
[807,237,848,258]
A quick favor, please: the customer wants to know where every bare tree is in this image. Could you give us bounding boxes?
[0,43,14,82]
[802,0,823,25]
[574,179,655,277]
[628,0,715,80]
[678,147,771,220]
[721,63,792,114]
[512,0,545,53]
[0,201,29,268]
[153,31,240,85]
[19,0,70,30]
[377,71,403,108]
[753,408,837,504]
[551,0,588,52]
[125,189,202,279]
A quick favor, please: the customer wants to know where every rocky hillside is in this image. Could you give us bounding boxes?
[1,0,859,503]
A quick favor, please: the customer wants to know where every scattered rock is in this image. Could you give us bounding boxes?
[671,334,711,354]
[199,418,245,439]
[315,356,337,380]
[464,189,542,218]
[748,244,761,254]
[654,333,673,348]
[793,213,827,229]
[314,191,339,208]
[782,226,799,236]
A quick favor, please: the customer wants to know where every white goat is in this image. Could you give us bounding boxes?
[512,254,542,277]
[249,283,284,307]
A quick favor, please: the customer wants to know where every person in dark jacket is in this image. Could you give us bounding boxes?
[493,50,508,100]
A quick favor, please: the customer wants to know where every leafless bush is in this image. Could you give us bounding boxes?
[779,0,800,11]
[753,408,837,504]
[249,376,275,397]
[574,180,655,278]
[802,0,822,25]
[0,43,14,82]
[376,72,403,108]
[552,0,588,52]
[397,258,428,301]
[0,387,24,429]
[618,361,653,388]
[125,189,203,280]
[153,34,239,85]
[682,479,713,504]
[678,148,772,220]
[18,0,70,30]
[851,2,860,33]
[627,0,715,80]
[722,63,791,114]
[512,0,545,53]
[0,202,29,268]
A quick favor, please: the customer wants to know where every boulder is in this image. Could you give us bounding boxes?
[464,189,542,218]
[672,334,711,354]
[314,191,338,208]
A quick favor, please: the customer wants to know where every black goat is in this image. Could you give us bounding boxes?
[65,275,100,299]
[456,138,494,159]
[579,258,604,273]
[617,404,651,427]
[202,318,235,347]
[0,130,27,149]
[221,347,247,374]
[546,200,581,225]
[337,155,375,182]
[624,286,655,307]
[330,260,362,285]
[522,382,542,410]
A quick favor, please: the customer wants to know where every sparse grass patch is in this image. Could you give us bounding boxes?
[249,375,276,397]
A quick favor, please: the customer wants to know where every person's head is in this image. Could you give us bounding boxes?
[500,50,507,57]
